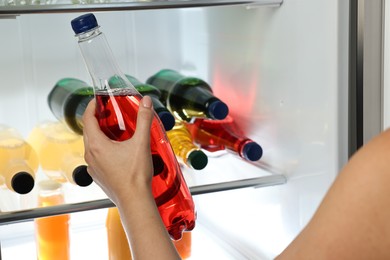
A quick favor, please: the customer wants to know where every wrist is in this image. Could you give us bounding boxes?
[115,183,154,210]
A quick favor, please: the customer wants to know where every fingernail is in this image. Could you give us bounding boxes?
[142,96,152,108]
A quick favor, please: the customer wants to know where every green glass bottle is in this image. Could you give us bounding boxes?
[48,78,94,135]
[146,69,229,122]
[125,75,175,131]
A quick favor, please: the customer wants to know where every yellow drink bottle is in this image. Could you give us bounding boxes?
[0,125,37,194]
[35,180,70,260]
[28,121,92,187]
[167,120,208,170]
[106,207,132,260]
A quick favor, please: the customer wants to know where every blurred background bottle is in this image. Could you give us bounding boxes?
[28,121,92,187]
[173,231,192,259]
[71,13,195,240]
[48,77,94,135]
[186,116,263,162]
[106,207,132,260]
[167,120,208,170]
[0,125,37,194]
[146,69,229,122]
[34,180,70,260]
[125,74,175,131]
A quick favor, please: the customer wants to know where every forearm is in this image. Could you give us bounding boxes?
[117,186,181,260]
[277,128,390,259]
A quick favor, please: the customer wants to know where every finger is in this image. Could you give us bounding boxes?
[133,96,154,146]
[82,99,111,142]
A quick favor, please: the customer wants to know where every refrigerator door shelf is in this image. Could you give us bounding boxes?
[0,0,283,16]
[0,174,286,226]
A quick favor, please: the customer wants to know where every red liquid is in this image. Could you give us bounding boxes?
[186,116,262,161]
[95,89,195,240]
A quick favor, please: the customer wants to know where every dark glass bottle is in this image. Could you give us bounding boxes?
[48,78,94,135]
[167,120,208,170]
[186,116,263,162]
[146,69,229,122]
[71,13,196,240]
[125,75,175,131]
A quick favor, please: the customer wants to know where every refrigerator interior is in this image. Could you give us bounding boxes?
[0,0,350,258]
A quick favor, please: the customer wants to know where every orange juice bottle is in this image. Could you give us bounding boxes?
[0,124,37,194]
[106,207,132,260]
[34,180,70,260]
[173,231,192,259]
[28,121,92,187]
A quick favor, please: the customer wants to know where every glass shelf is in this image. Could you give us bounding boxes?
[0,153,286,225]
[0,0,283,15]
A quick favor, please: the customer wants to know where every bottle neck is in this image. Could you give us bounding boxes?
[77,28,134,93]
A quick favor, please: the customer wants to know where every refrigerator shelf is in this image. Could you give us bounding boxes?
[0,0,282,15]
[0,173,286,225]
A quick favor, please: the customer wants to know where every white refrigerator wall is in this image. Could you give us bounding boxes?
[0,0,349,259]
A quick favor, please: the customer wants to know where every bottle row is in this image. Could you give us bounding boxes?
[34,180,191,260]
[50,69,263,166]
[0,69,263,194]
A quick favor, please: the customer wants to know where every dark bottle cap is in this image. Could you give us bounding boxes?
[71,13,99,35]
[11,172,35,194]
[242,142,263,161]
[158,111,175,131]
[188,150,208,170]
[72,165,93,187]
[208,100,229,120]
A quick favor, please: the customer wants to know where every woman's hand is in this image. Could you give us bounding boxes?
[82,96,154,206]
[82,96,181,260]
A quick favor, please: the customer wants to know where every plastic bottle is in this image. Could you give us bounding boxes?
[34,180,70,260]
[167,120,208,170]
[125,74,175,131]
[0,125,37,194]
[71,13,195,240]
[146,69,229,122]
[186,116,263,162]
[106,207,132,260]
[28,121,92,187]
[48,77,94,135]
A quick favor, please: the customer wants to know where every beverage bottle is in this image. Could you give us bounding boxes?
[186,116,263,162]
[34,180,70,260]
[167,120,208,170]
[173,231,192,259]
[106,207,132,260]
[0,125,37,194]
[146,69,229,122]
[48,77,94,135]
[28,121,92,187]
[50,76,174,132]
[125,74,175,131]
[71,13,196,239]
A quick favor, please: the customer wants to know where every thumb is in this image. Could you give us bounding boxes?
[133,96,154,145]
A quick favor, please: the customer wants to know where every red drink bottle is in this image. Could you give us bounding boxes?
[71,13,195,240]
[186,116,263,162]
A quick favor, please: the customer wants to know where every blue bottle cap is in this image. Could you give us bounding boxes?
[71,13,99,35]
[208,100,229,120]
[158,111,175,131]
[242,142,263,161]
